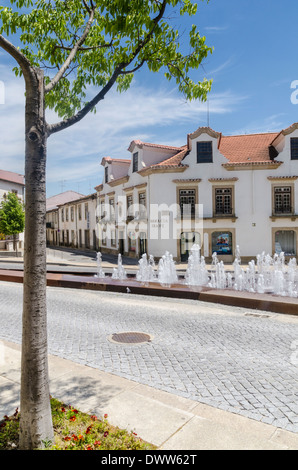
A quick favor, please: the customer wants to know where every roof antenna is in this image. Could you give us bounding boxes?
[60,179,66,192]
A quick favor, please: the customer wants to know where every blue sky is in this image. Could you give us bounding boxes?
[1,0,298,197]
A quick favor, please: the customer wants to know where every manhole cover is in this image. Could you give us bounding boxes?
[108,332,153,345]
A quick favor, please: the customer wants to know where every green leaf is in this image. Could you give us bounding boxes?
[0,0,213,118]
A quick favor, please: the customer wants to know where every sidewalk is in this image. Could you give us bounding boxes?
[0,248,238,272]
[1,339,298,450]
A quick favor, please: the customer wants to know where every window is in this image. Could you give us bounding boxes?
[105,166,108,183]
[275,230,296,255]
[100,200,105,218]
[128,231,136,252]
[66,208,69,221]
[127,194,133,218]
[214,188,233,215]
[138,192,146,218]
[197,141,213,163]
[109,198,115,221]
[290,138,298,160]
[78,204,82,220]
[179,189,196,217]
[111,230,116,246]
[133,152,138,172]
[61,208,64,222]
[85,203,88,220]
[71,206,74,222]
[274,186,292,214]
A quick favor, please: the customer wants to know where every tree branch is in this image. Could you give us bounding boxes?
[127,0,167,65]
[53,40,113,52]
[47,0,168,136]
[119,59,146,75]
[47,66,122,136]
[0,34,35,84]
[45,7,96,93]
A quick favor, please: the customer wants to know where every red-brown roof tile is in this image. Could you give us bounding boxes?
[154,146,188,167]
[0,169,25,186]
[218,132,279,163]
[46,190,85,211]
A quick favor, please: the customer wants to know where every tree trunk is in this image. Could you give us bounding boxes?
[13,234,18,255]
[19,68,54,449]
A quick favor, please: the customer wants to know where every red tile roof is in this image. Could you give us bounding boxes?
[0,169,25,186]
[101,157,131,166]
[218,132,280,163]
[128,140,183,153]
[46,190,85,211]
[101,129,286,183]
[153,146,188,168]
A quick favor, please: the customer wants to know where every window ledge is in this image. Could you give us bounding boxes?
[175,215,199,220]
[204,215,238,223]
[270,214,298,221]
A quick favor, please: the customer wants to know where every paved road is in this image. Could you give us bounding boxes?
[0,280,297,433]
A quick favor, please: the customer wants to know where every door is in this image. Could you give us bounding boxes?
[180,232,200,262]
[139,232,147,256]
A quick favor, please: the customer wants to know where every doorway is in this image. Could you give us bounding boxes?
[180,232,201,262]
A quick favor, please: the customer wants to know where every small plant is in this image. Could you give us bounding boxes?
[0,398,156,451]
[0,408,20,450]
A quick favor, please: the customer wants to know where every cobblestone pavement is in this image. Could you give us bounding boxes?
[0,281,298,433]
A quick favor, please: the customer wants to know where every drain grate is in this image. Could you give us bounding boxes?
[108,332,153,345]
[244,312,271,318]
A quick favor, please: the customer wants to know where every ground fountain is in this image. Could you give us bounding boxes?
[135,244,298,298]
[185,244,209,287]
[95,251,105,279]
[111,253,127,280]
[232,250,298,297]
[157,251,178,287]
[93,245,298,301]
[136,253,156,285]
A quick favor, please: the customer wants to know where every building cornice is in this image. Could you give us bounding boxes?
[107,175,129,187]
[138,165,188,177]
[267,175,298,181]
[222,161,283,171]
[208,177,239,182]
[172,178,202,184]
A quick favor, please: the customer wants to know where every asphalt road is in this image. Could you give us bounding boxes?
[0,280,297,433]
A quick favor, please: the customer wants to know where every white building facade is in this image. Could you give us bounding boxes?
[46,191,97,250]
[0,169,25,252]
[96,123,298,263]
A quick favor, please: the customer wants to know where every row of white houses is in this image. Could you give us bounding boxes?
[0,169,25,253]
[46,122,298,263]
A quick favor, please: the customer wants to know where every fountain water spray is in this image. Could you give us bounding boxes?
[95,252,105,279]
[157,251,178,287]
[105,244,297,299]
[136,253,156,284]
[111,254,127,280]
[185,244,209,287]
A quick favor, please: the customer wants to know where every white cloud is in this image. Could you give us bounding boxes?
[231,114,286,136]
[204,26,229,33]
[0,67,246,195]
[0,65,26,174]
